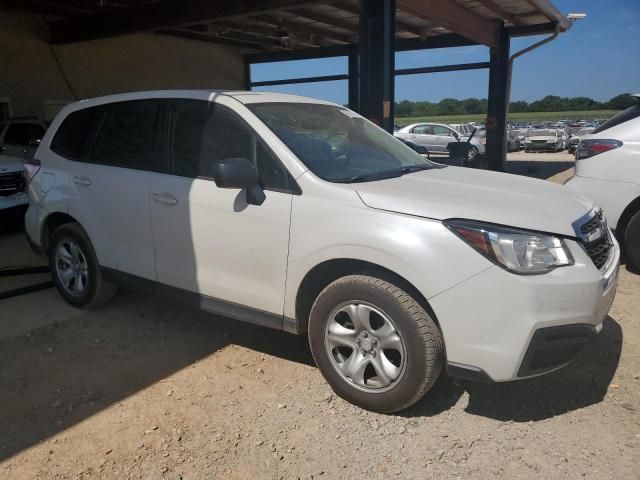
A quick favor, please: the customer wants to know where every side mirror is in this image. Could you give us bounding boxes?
[213,157,265,206]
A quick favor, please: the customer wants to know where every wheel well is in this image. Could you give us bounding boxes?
[42,212,78,253]
[615,195,640,244]
[294,258,438,334]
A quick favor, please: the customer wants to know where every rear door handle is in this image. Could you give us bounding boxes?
[72,175,92,187]
[151,192,178,206]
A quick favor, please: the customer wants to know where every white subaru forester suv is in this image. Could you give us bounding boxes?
[25,91,619,413]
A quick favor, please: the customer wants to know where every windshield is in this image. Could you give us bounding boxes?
[528,129,556,137]
[247,103,437,183]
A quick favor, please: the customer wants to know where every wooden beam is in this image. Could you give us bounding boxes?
[397,0,497,46]
[244,32,477,64]
[212,20,322,48]
[49,0,331,44]
[159,29,272,50]
[292,8,359,33]
[474,0,525,26]
[333,2,424,37]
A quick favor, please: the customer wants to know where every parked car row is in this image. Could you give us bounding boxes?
[394,119,604,155]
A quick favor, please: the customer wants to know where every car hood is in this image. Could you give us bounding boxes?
[525,136,557,142]
[0,155,24,173]
[352,166,594,237]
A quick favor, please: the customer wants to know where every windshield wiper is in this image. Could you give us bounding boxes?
[334,164,432,183]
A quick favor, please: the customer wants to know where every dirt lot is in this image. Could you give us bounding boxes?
[1,153,638,479]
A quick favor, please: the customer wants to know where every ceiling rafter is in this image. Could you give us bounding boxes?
[397,0,498,46]
[472,0,525,26]
[48,0,335,44]
[211,20,325,48]
[250,14,354,44]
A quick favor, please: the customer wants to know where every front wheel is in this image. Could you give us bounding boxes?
[624,209,640,271]
[308,275,444,413]
[467,146,479,163]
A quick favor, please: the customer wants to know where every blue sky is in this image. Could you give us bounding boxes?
[252,0,639,104]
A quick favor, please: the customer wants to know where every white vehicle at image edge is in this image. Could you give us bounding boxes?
[25,90,619,413]
[0,154,29,229]
[565,94,640,271]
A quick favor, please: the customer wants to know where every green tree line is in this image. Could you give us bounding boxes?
[395,93,635,117]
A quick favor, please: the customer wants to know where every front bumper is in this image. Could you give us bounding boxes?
[0,191,29,212]
[431,235,620,382]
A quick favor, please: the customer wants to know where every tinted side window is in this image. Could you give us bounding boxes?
[4,123,31,145]
[166,100,294,191]
[51,109,96,160]
[433,126,454,136]
[92,101,158,171]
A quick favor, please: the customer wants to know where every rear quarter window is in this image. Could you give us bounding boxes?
[592,103,640,134]
[51,109,96,160]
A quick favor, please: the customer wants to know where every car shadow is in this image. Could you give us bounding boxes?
[505,160,575,180]
[402,316,622,421]
[0,289,313,463]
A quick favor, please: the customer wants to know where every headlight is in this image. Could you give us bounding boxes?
[445,220,574,274]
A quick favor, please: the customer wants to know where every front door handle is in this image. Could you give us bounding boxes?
[72,175,92,187]
[151,192,178,206]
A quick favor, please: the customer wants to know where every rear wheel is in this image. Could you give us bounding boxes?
[308,275,444,413]
[49,223,117,308]
[623,210,640,271]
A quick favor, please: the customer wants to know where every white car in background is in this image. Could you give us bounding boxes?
[565,94,640,270]
[0,118,47,159]
[0,119,46,230]
[25,90,618,413]
[566,127,595,154]
[0,154,29,230]
[394,122,485,162]
[523,128,564,152]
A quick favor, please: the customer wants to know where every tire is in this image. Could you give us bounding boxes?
[467,146,478,163]
[623,209,640,271]
[308,274,444,413]
[49,223,117,308]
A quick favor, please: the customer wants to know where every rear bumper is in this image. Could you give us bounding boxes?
[431,236,620,382]
[525,143,557,151]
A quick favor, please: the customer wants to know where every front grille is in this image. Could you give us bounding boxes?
[0,171,26,197]
[578,210,612,270]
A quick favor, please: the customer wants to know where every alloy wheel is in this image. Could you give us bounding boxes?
[324,302,407,393]
[54,240,88,296]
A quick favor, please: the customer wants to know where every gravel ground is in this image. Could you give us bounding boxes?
[1,153,638,479]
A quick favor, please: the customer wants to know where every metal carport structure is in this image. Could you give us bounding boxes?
[6,0,571,170]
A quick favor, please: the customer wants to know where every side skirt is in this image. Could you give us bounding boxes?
[101,268,298,333]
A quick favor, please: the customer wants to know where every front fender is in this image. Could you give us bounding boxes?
[284,189,492,320]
